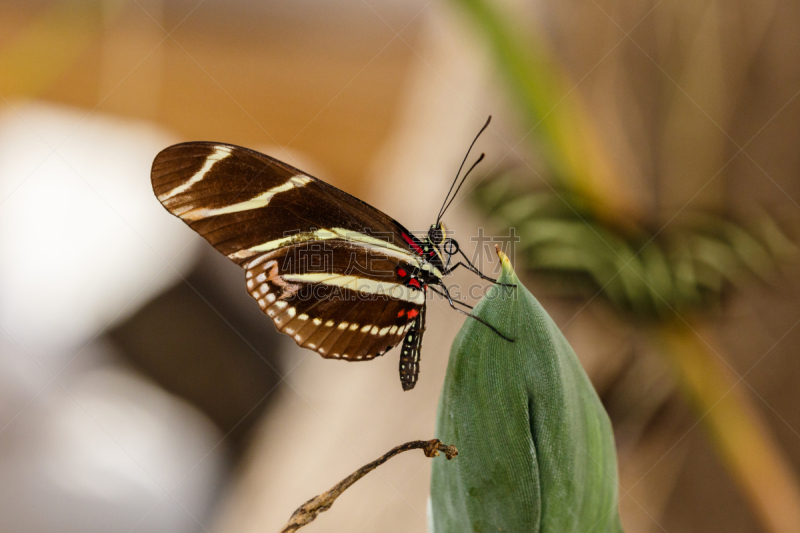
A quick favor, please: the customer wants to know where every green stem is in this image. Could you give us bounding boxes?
[452,0,634,223]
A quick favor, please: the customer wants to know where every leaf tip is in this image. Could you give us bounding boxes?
[495,244,516,281]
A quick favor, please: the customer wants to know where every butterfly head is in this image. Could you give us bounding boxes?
[428,222,447,247]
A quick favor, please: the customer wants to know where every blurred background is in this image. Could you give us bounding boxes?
[1,0,799,532]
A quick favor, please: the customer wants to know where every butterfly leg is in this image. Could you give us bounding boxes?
[443,249,515,287]
[444,260,496,281]
[439,284,514,342]
[442,238,496,281]
[429,286,473,310]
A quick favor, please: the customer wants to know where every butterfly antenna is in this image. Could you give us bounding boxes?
[439,153,485,220]
[437,115,492,223]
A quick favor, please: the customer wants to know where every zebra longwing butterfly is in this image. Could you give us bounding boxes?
[151,118,505,390]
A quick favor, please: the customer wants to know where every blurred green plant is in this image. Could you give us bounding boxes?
[452,0,800,531]
[475,179,799,319]
[431,250,623,532]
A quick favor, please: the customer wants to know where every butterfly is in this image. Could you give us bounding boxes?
[151,117,509,390]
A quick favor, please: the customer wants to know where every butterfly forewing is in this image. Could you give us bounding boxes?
[152,142,429,376]
[151,142,415,263]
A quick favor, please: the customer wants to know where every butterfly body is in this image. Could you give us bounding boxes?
[152,142,454,390]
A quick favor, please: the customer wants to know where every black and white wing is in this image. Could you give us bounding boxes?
[151,142,427,374]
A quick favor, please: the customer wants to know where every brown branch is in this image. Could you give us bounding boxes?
[279,439,458,533]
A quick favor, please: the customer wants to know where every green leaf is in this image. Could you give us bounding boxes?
[431,251,624,532]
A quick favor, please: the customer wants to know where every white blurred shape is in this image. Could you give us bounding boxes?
[0,102,200,364]
[56,368,215,493]
[0,345,226,533]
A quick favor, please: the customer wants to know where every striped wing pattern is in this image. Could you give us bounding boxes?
[151,142,412,262]
[151,142,429,380]
[245,246,422,361]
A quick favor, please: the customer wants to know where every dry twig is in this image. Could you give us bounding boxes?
[279,439,458,533]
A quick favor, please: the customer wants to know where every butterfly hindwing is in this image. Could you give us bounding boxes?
[245,247,423,360]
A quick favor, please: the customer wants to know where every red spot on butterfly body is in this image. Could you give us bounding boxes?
[407,309,419,319]
[408,278,421,289]
[397,309,405,317]
[397,268,407,277]
[402,233,424,255]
